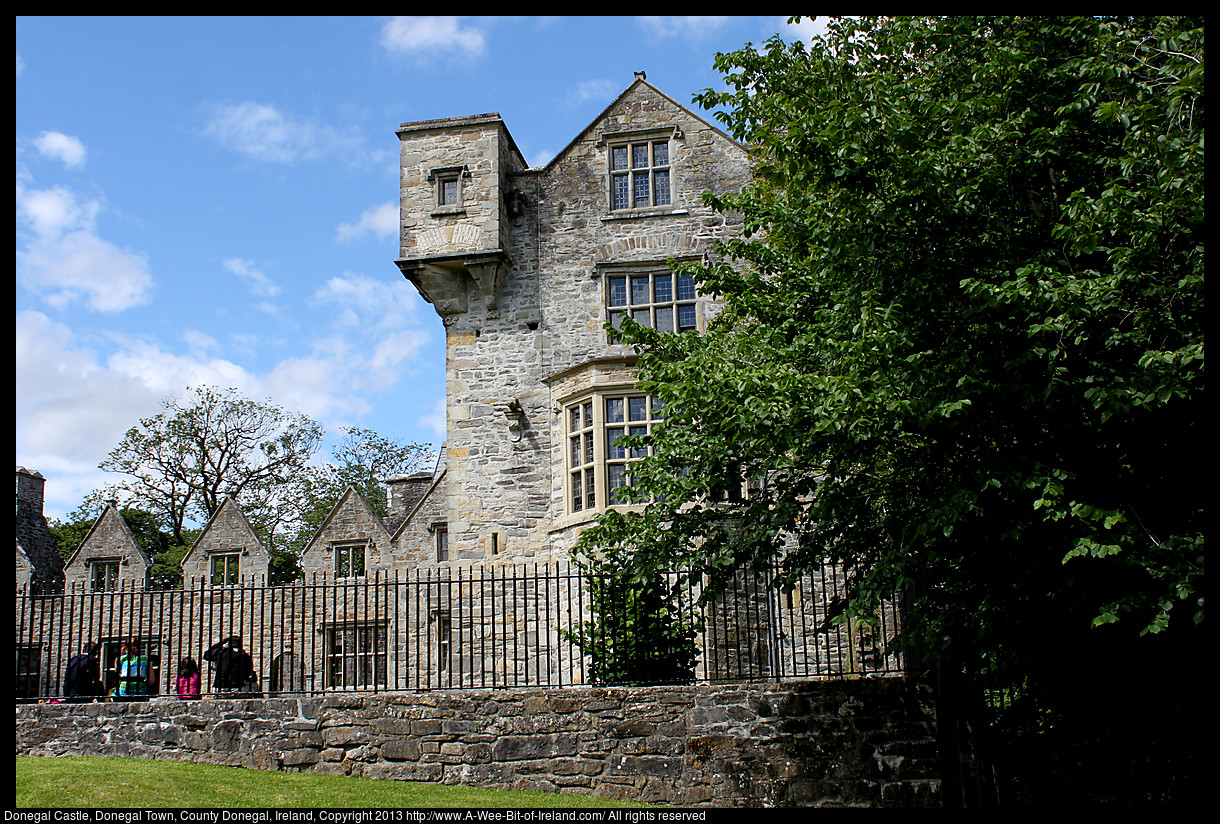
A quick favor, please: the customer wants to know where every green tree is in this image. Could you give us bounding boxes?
[275,427,435,581]
[565,541,697,686]
[575,17,1203,804]
[99,386,324,547]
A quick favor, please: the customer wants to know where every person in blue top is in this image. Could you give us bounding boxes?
[114,638,151,701]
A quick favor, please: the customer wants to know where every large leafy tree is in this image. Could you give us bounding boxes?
[94,388,432,585]
[575,17,1203,803]
[99,386,324,547]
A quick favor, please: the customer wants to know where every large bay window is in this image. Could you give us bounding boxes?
[566,391,664,515]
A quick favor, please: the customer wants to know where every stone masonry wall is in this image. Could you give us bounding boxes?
[64,503,149,591]
[181,498,271,584]
[16,680,940,807]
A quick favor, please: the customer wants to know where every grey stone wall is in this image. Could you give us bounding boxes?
[16,679,941,807]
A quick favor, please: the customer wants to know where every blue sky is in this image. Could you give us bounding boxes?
[16,16,823,521]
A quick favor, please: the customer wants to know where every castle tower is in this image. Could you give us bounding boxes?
[394,113,523,321]
[394,112,548,562]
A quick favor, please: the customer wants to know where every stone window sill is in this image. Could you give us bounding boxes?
[601,208,689,222]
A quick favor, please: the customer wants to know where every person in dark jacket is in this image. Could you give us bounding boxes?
[203,636,255,694]
[63,641,102,701]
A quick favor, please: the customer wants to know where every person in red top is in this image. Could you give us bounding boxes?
[175,657,201,699]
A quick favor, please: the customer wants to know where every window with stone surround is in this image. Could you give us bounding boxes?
[210,552,241,587]
[16,644,42,698]
[435,611,452,674]
[90,559,120,592]
[429,165,468,212]
[333,541,367,579]
[434,523,449,562]
[324,624,386,689]
[609,138,671,210]
[607,268,698,339]
[565,391,664,515]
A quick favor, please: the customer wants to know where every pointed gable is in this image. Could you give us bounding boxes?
[64,503,151,591]
[299,486,397,578]
[541,75,746,175]
[181,497,270,585]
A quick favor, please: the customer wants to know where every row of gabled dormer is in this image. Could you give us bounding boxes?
[44,465,459,592]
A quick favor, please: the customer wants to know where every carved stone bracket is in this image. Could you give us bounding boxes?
[396,251,510,320]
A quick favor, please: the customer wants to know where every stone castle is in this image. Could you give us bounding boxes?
[17,77,900,699]
[18,74,751,590]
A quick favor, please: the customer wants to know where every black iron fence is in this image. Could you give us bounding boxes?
[16,561,904,701]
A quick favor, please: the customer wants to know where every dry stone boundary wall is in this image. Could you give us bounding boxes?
[16,679,940,807]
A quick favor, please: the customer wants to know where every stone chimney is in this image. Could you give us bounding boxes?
[385,471,435,530]
[15,466,64,591]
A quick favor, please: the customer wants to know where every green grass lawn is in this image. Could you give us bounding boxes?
[16,756,650,808]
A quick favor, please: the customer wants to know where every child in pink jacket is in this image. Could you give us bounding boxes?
[176,657,201,699]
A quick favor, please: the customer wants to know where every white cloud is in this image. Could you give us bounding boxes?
[336,202,398,243]
[223,257,282,297]
[16,270,436,518]
[564,79,618,109]
[16,182,153,312]
[16,311,177,517]
[181,329,219,356]
[34,131,87,168]
[637,16,729,42]
[202,101,313,163]
[379,17,486,64]
[295,274,432,402]
[313,273,419,332]
[17,184,91,238]
[104,339,255,397]
[201,101,384,167]
[419,396,446,441]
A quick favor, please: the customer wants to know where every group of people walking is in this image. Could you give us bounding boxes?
[60,636,258,701]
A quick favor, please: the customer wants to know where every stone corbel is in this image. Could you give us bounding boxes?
[500,398,526,443]
[409,262,470,318]
[465,258,505,318]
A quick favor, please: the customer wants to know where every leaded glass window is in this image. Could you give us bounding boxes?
[610,140,671,210]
